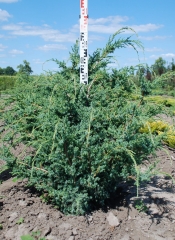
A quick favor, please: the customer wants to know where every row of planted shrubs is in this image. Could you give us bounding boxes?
[2,29,165,215]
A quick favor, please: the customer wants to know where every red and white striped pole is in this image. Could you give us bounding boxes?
[80,0,88,84]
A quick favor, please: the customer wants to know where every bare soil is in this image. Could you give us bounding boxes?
[1,102,175,239]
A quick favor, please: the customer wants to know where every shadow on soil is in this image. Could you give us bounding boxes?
[0,167,12,182]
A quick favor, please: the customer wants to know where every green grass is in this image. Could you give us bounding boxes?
[0,76,17,92]
[134,199,148,212]
[21,231,46,240]
[16,217,24,225]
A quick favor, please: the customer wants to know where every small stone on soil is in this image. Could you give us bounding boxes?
[107,211,120,227]
[8,212,18,222]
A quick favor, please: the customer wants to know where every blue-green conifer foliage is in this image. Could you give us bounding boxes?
[2,29,161,215]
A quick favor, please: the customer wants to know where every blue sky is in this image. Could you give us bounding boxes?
[0,0,175,74]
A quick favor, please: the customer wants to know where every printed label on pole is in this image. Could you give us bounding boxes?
[80,0,88,84]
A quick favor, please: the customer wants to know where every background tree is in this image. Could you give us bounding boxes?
[151,57,166,76]
[17,60,33,75]
[0,67,4,75]
[4,66,16,76]
[167,58,175,71]
[136,65,152,81]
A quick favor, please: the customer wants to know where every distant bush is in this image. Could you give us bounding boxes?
[152,71,175,95]
[2,29,163,215]
[0,66,16,76]
[0,76,16,92]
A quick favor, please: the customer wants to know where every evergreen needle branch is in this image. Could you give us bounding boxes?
[126,149,140,197]
[153,170,175,184]
[123,96,144,136]
[87,76,97,98]
[50,121,59,158]
[31,144,44,178]
[17,161,48,173]
[86,105,94,147]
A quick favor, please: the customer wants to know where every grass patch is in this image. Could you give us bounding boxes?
[0,76,17,92]
[21,231,46,240]
[134,199,148,212]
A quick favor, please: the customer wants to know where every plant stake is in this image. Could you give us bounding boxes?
[80,0,88,84]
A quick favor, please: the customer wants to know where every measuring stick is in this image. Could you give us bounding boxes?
[80,0,88,84]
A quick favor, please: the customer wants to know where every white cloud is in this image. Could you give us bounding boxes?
[0,54,6,57]
[33,59,44,64]
[161,53,175,58]
[150,53,175,59]
[0,60,6,64]
[139,35,171,41]
[88,23,162,34]
[89,16,129,25]
[9,49,24,54]
[0,43,7,51]
[37,44,67,51]
[2,15,163,43]
[130,24,163,33]
[0,9,12,21]
[42,32,77,43]
[88,35,104,43]
[2,23,24,31]
[127,57,147,63]
[150,55,158,59]
[87,16,163,34]
[18,22,28,25]
[0,0,18,3]
[145,47,162,52]
[0,14,167,68]
[85,16,128,34]
[2,23,78,42]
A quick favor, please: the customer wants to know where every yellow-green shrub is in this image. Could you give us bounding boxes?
[145,96,175,107]
[140,120,169,134]
[140,120,175,148]
[129,94,140,100]
[164,129,175,148]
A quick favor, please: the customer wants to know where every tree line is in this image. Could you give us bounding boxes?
[0,57,174,77]
[137,57,175,80]
[0,60,33,76]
